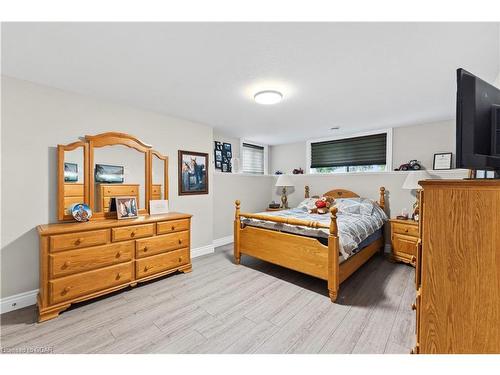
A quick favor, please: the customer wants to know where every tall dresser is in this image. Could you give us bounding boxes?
[414,180,500,354]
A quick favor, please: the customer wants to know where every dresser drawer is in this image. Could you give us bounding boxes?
[392,233,418,258]
[49,241,134,278]
[392,222,419,237]
[102,185,138,196]
[111,223,155,242]
[152,184,161,195]
[157,219,190,235]
[136,248,189,278]
[49,262,133,304]
[136,231,189,258]
[65,183,84,197]
[50,229,109,252]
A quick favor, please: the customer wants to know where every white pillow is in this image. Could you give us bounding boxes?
[335,198,375,216]
[297,198,317,211]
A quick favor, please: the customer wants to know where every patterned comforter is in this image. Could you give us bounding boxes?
[240,206,387,260]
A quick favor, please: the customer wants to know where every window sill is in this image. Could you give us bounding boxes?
[213,171,273,177]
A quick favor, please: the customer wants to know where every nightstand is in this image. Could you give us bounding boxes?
[389,219,419,266]
[266,207,284,212]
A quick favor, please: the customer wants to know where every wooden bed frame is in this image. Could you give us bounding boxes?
[234,186,386,302]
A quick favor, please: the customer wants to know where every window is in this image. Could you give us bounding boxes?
[241,142,265,174]
[309,130,391,174]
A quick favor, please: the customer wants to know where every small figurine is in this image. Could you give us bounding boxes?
[275,170,284,175]
[395,159,422,171]
[292,168,304,174]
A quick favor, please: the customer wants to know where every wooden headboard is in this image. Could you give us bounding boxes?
[304,185,386,210]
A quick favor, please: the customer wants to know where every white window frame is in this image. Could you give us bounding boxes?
[240,139,269,175]
[306,128,393,174]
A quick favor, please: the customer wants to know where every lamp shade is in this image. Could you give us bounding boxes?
[402,170,432,190]
[275,174,294,187]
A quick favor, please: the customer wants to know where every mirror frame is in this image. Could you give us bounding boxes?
[57,132,169,221]
[150,150,169,202]
[57,141,90,221]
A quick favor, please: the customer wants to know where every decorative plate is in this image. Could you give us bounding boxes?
[71,203,92,222]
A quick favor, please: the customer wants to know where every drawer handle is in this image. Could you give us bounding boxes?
[411,256,417,264]
[144,266,150,271]
[404,228,409,233]
[116,251,123,258]
[411,303,417,311]
[62,287,71,295]
[178,257,183,262]
[143,246,148,252]
[130,231,136,238]
[178,239,182,244]
[74,238,83,245]
[116,272,122,280]
[63,261,71,268]
[171,225,176,231]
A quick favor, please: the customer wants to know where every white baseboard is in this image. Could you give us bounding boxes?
[213,235,234,248]
[1,289,38,314]
[1,243,216,315]
[191,243,215,258]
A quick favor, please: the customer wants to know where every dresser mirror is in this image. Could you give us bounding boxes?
[151,150,168,201]
[58,142,89,221]
[92,144,146,215]
[57,132,169,221]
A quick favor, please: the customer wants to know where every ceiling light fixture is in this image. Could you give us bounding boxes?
[254,90,283,105]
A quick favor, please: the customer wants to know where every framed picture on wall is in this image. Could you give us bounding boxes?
[223,143,232,152]
[433,152,452,170]
[64,162,78,182]
[214,141,222,150]
[178,150,209,195]
[215,160,222,169]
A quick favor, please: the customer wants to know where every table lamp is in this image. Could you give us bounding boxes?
[402,170,432,220]
[275,175,294,209]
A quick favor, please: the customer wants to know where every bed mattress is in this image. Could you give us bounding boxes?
[240,208,386,260]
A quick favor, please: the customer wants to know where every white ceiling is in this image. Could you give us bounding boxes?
[2,22,499,145]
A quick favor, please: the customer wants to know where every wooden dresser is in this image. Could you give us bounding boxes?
[413,180,500,353]
[152,184,162,200]
[37,213,192,322]
[96,183,140,212]
[389,219,418,266]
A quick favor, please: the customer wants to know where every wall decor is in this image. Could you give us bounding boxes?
[214,141,222,150]
[223,143,232,153]
[215,160,222,169]
[71,203,92,222]
[433,152,452,170]
[395,159,422,171]
[221,162,229,172]
[178,150,209,195]
[116,196,138,219]
[95,164,124,183]
[64,162,78,182]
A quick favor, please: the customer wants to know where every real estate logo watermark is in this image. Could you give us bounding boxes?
[1,346,54,354]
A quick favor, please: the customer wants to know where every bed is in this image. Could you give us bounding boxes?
[234,186,387,302]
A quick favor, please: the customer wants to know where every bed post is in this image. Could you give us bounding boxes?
[379,186,386,210]
[234,200,241,265]
[305,185,310,198]
[328,207,340,302]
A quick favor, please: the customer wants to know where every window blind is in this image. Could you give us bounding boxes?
[310,133,387,168]
[242,143,265,174]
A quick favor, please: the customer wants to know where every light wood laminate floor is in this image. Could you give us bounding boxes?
[0,244,415,354]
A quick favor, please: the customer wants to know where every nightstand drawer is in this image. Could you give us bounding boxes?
[392,222,419,237]
[392,233,418,258]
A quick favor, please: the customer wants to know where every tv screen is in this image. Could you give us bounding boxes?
[95,164,124,183]
[456,68,500,170]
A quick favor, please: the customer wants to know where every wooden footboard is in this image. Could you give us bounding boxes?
[234,200,341,301]
[233,186,386,302]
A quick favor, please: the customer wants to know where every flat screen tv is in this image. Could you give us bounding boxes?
[456,68,500,171]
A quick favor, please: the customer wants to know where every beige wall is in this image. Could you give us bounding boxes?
[1,76,214,298]
[270,120,456,172]
[213,173,273,239]
[269,141,306,174]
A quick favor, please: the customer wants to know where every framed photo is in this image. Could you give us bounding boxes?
[433,152,452,170]
[221,162,229,172]
[95,164,124,183]
[64,162,78,182]
[225,150,232,159]
[214,149,222,162]
[215,160,222,169]
[178,150,209,195]
[223,143,232,152]
[214,141,222,150]
[115,196,138,220]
